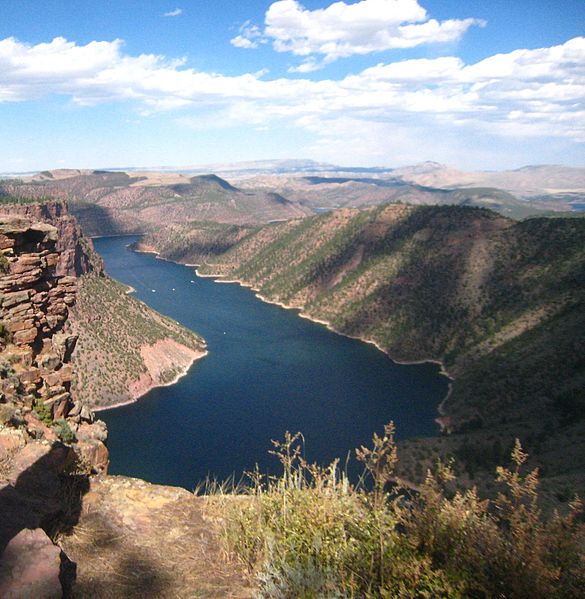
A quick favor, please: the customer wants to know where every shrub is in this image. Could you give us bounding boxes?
[214,426,585,598]
[53,418,76,444]
[33,399,53,426]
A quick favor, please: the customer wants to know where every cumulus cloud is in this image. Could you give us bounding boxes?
[232,0,484,70]
[0,35,583,146]
[164,8,183,17]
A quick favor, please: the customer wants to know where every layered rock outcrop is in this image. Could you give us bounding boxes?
[0,201,93,277]
[0,210,108,469]
[0,208,108,596]
[0,216,81,423]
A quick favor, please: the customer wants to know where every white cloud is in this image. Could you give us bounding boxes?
[0,35,583,161]
[230,21,265,49]
[233,0,484,70]
[164,8,182,17]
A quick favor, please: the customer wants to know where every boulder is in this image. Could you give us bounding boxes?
[75,439,109,474]
[0,528,63,599]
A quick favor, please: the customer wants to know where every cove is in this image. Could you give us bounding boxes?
[94,236,449,489]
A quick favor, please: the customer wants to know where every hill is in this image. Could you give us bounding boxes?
[141,204,585,501]
[0,170,310,236]
[0,198,207,410]
[69,272,206,410]
[236,175,548,219]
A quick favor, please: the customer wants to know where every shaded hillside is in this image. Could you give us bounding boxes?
[145,204,585,498]
[0,170,310,236]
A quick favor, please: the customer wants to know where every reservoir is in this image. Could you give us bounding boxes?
[94,236,449,489]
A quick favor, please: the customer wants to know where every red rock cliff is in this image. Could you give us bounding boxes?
[0,201,96,277]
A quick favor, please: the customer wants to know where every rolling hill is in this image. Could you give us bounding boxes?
[0,169,310,235]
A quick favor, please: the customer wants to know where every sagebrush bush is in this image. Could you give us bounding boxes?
[33,399,53,426]
[53,418,76,444]
[211,425,585,598]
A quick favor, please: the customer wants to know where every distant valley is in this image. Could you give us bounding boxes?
[1,161,585,236]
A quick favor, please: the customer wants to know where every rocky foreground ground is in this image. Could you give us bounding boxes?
[61,476,254,598]
[0,429,254,598]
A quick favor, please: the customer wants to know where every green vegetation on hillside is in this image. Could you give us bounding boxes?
[147,204,585,499]
[0,194,41,205]
[137,221,258,265]
[212,427,584,598]
[70,273,205,408]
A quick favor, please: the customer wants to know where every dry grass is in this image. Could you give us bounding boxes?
[210,426,585,599]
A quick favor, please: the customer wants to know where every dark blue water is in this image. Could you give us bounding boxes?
[94,236,449,489]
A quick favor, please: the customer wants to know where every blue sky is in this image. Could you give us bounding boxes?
[0,0,584,172]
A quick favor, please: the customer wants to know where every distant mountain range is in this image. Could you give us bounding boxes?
[0,170,310,235]
[2,162,583,226]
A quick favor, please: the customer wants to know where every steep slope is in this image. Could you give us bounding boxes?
[144,204,585,498]
[0,169,310,235]
[69,273,206,410]
[0,198,208,410]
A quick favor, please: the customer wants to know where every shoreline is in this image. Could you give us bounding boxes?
[92,348,208,413]
[195,267,454,431]
[121,239,454,430]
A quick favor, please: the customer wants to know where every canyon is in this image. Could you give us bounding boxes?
[1,168,584,595]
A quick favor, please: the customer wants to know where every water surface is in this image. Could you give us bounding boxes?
[95,236,449,489]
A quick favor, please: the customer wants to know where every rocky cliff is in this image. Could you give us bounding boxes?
[0,200,93,277]
[0,212,107,463]
[0,210,109,596]
[0,202,242,598]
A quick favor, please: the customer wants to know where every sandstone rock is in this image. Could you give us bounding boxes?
[0,528,63,599]
[38,353,61,371]
[52,334,77,362]
[12,328,37,345]
[5,318,35,333]
[80,405,94,423]
[44,253,59,268]
[58,364,74,383]
[60,476,254,598]
[0,235,15,251]
[68,400,82,418]
[1,291,30,309]
[10,440,75,483]
[42,371,62,387]
[75,439,109,474]
[22,413,59,443]
[0,428,26,458]
[30,222,58,242]
[76,420,107,443]
[51,396,71,421]
[14,367,40,385]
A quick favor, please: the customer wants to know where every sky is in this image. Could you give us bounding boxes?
[0,0,584,172]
